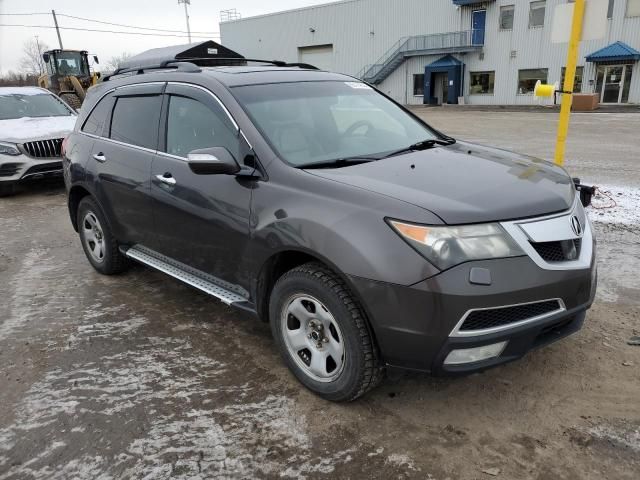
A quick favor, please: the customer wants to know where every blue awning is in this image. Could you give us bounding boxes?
[586,41,640,63]
[426,55,463,68]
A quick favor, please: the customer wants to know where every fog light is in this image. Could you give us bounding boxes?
[444,341,507,365]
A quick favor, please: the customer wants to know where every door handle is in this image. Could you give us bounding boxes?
[156,173,176,186]
[92,153,106,163]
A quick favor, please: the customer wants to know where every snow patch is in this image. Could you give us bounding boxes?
[587,185,640,226]
[0,86,48,96]
[589,424,640,452]
[386,453,420,472]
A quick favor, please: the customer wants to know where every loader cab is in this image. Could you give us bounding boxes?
[43,50,92,79]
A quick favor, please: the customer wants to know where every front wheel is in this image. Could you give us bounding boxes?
[270,262,382,401]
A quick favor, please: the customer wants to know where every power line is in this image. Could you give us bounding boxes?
[0,12,219,35]
[0,23,220,38]
[57,13,219,35]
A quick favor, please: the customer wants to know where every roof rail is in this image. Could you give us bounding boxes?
[175,57,319,70]
[103,57,319,81]
[103,61,201,82]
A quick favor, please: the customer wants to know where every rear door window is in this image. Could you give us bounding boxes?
[110,95,162,150]
[81,93,115,136]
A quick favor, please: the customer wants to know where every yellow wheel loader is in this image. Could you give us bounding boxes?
[38,49,101,110]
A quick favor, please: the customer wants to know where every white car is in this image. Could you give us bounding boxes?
[0,86,76,196]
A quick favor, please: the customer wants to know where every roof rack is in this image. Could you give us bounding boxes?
[103,58,319,82]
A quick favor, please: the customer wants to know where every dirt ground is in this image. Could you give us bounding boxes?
[0,110,639,479]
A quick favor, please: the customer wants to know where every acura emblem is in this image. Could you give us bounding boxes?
[570,216,583,237]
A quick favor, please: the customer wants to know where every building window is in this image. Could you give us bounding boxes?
[470,71,495,94]
[560,66,584,93]
[627,0,640,17]
[499,5,515,30]
[529,1,546,27]
[518,68,548,94]
[413,74,425,96]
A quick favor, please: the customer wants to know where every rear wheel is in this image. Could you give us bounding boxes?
[270,262,382,401]
[59,92,82,110]
[77,197,128,275]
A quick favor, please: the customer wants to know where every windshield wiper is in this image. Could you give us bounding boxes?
[384,137,456,159]
[296,157,377,169]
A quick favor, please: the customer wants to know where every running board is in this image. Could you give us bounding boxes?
[123,245,248,306]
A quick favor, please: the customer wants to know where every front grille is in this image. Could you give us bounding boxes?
[460,300,562,332]
[0,163,22,177]
[531,239,582,262]
[22,138,63,158]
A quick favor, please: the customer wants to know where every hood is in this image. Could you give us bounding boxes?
[306,142,575,224]
[0,115,77,143]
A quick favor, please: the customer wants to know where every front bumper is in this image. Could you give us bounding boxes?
[0,153,63,184]
[348,253,597,374]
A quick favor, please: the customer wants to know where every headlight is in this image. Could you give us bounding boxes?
[0,141,20,156]
[388,220,524,270]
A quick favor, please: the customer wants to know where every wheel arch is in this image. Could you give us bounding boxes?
[68,184,92,231]
[254,247,381,356]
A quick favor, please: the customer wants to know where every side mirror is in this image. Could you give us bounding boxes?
[187,147,240,175]
[42,53,50,63]
[93,55,100,64]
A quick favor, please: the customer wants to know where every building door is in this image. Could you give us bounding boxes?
[596,65,633,103]
[434,73,449,104]
[472,10,486,45]
[298,45,334,72]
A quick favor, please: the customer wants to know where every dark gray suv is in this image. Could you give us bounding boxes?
[63,60,596,401]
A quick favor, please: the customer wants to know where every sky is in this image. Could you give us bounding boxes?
[0,0,339,74]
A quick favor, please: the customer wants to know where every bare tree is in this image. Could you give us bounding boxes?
[20,38,49,76]
[106,52,133,71]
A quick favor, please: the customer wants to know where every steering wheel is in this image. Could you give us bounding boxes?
[342,120,375,138]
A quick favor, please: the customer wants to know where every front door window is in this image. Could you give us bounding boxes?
[596,64,633,104]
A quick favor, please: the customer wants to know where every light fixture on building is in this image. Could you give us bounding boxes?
[309,27,316,33]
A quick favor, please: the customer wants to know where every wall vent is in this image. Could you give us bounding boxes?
[510,50,517,58]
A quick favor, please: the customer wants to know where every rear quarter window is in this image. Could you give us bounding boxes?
[81,94,115,136]
[109,95,162,150]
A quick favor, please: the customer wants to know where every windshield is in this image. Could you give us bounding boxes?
[232,81,439,166]
[0,93,73,120]
[54,52,89,76]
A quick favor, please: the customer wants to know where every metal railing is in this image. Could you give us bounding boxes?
[358,30,483,83]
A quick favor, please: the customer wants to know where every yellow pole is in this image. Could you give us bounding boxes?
[554,0,586,166]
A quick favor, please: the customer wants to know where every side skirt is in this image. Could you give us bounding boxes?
[121,244,257,313]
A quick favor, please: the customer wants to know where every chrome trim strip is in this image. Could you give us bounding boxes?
[21,168,63,180]
[449,298,566,338]
[156,151,186,161]
[79,132,158,155]
[501,196,593,271]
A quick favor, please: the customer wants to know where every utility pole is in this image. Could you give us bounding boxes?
[52,9,64,49]
[35,35,44,74]
[178,0,192,43]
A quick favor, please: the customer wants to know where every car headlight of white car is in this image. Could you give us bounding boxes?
[0,141,20,156]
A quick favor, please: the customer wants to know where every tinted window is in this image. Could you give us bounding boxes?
[110,95,161,149]
[166,95,239,158]
[0,93,73,120]
[233,81,436,166]
[82,94,114,136]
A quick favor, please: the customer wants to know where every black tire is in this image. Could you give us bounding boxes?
[0,182,20,197]
[77,196,129,275]
[269,262,383,401]
[59,92,82,111]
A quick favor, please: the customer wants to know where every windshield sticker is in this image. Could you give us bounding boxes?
[344,82,372,90]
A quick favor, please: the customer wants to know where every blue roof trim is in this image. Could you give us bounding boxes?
[452,0,494,5]
[586,41,640,62]
[426,55,463,68]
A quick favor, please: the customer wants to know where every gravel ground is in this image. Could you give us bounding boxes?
[0,110,639,479]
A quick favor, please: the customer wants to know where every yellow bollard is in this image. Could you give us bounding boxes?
[554,0,586,166]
